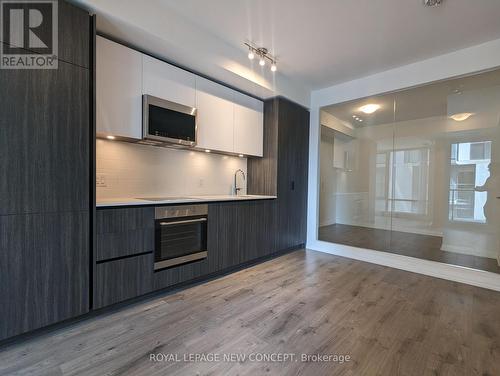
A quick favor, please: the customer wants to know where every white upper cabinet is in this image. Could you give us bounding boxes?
[96,36,143,139]
[195,77,234,153]
[96,37,263,156]
[142,55,196,107]
[233,93,264,157]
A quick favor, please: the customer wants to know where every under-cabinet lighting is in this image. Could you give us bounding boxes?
[106,135,116,140]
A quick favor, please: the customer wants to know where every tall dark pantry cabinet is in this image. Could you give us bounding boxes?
[0,1,93,341]
[248,97,310,250]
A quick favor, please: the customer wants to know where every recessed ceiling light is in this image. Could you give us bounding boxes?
[106,135,115,140]
[449,112,474,122]
[352,115,357,118]
[358,119,363,122]
[359,104,381,114]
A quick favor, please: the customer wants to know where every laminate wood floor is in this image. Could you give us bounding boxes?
[1,249,500,376]
[319,223,500,274]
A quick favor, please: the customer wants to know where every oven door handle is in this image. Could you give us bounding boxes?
[160,218,207,226]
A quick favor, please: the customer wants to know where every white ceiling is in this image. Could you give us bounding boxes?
[74,0,500,106]
[160,0,500,90]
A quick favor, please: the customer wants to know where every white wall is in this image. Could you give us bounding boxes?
[96,140,247,200]
[307,37,500,291]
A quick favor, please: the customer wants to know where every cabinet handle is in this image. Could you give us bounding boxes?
[291,181,295,191]
[160,218,207,226]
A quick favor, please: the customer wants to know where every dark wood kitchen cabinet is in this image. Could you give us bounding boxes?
[248,97,309,251]
[0,61,89,216]
[209,200,277,269]
[276,99,309,250]
[95,205,214,299]
[57,0,91,68]
[94,207,155,309]
[0,212,89,340]
[0,0,92,341]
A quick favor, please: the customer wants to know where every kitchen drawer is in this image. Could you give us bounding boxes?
[96,228,154,262]
[96,207,154,234]
[96,207,155,261]
[94,253,153,309]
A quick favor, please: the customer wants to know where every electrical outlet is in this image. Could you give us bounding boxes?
[198,178,204,188]
[96,173,107,187]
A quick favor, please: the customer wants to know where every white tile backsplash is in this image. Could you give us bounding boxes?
[96,139,247,199]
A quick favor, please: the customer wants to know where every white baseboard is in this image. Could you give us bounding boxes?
[306,239,500,292]
[319,219,336,227]
[334,221,443,237]
[441,243,497,259]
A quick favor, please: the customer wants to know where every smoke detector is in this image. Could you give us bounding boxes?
[424,0,443,6]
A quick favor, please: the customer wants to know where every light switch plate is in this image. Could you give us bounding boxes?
[96,173,107,187]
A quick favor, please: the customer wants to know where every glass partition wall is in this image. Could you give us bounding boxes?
[318,68,500,274]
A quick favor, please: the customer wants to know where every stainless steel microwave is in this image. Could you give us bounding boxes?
[143,95,197,147]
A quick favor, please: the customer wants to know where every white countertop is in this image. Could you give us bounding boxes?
[96,194,277,208]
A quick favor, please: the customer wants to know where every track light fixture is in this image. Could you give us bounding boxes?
[245,42,277,72]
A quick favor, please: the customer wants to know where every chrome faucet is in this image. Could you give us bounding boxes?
[234,169,246,195]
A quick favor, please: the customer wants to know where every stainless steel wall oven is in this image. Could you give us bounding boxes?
[154,205,208,271]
